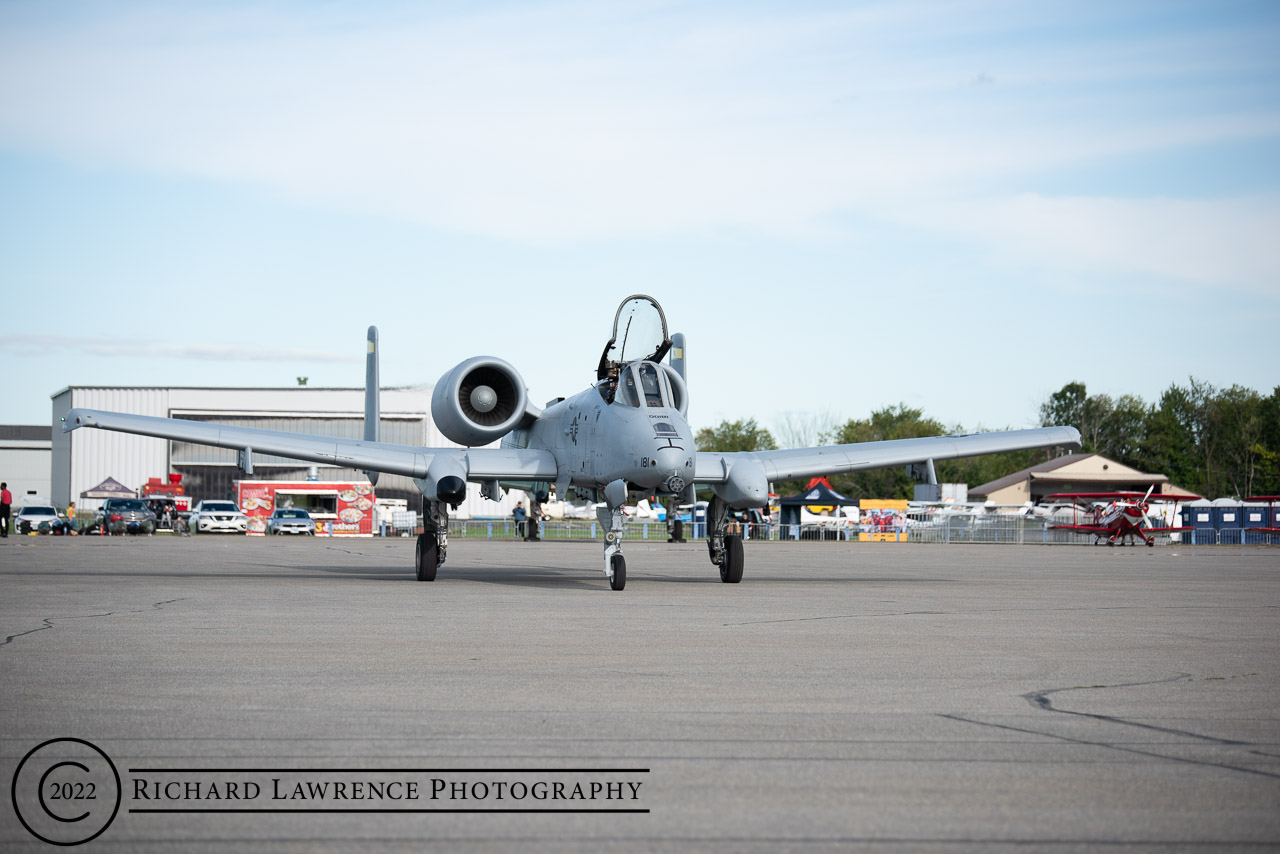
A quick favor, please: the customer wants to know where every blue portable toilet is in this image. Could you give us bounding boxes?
[1243,497,1280,544]
[1242,502,1270,544]
[1241,503,1268,528]
[1181,500,1215,544]
[1212,500,1243,545]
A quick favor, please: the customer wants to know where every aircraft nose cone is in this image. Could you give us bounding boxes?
[654,446,687,492]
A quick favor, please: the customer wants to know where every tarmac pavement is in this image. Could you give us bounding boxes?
[2,534,1278,852]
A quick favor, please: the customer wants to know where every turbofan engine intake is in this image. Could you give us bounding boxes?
[430,356,530,447]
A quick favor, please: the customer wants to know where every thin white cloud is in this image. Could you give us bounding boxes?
[0,335,359,363]
[1,1,1277,288]
[896,193,1280,292]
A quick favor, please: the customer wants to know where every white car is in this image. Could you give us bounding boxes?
[266,508,316,535]
[14,505,65,534]
[189,500,248,534]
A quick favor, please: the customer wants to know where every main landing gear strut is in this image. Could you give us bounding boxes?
[415,500,449,582]
[706,496,744,583]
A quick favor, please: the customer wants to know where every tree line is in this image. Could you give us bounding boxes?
[695,380,1280,501]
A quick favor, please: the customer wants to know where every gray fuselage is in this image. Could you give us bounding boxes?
[526,360,693,494]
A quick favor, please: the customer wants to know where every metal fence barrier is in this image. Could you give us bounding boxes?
[385,516,1278,546]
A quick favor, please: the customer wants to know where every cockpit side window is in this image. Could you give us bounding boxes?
[638,363,665,407]
[616,369,641,407]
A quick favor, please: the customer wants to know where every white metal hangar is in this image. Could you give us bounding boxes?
[0,425,52,504]
[50,385,519,518]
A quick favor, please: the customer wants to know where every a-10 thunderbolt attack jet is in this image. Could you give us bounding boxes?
[62,295,1081,590]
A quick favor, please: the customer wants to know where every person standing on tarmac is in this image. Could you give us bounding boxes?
[0,482,11,538]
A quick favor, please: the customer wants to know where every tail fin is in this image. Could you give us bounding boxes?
[363,326,380,487]
[670,332,686,382]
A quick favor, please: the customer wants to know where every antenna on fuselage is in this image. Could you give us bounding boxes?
[363,326,380,487]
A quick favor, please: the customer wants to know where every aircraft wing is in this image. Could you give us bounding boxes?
[1044,492,1197,502]
[1049,525,1193,533]
[60,408,558,481]
[695,426,1081,484]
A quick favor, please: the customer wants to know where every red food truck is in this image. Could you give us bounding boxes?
[235,480,377,536]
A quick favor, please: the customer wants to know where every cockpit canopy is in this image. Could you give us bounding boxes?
[595,295,687,415]
[597,295,671,382]
[616,362,670,408]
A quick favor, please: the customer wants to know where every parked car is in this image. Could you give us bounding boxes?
[266,508,316,536]
[188,500,248,534]
[97,498,157,535]
[15,505,67,534]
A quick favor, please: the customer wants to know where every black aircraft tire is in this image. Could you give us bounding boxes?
[610,554,626,591]
[720,535,744,583]
[416,534,438,582]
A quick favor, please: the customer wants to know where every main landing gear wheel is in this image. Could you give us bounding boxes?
[609,554,626,591]
[416,534,438,582]
[719,535,744,584]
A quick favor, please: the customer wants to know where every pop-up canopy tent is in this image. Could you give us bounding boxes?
[80,477,137,499]
[778,479,859,529]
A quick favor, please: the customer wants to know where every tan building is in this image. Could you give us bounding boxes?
[968,453,1197,505]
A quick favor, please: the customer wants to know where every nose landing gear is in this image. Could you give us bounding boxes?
[610,553,626,591]
[599,480,629,590]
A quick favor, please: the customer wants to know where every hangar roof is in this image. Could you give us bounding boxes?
[0,425,51,442]
[970,452,1195,501]
[969,452,1097,497]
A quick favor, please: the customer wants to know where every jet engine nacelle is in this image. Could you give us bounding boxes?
[431,356,530,447]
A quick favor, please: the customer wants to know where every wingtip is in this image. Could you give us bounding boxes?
[61,409,93,432]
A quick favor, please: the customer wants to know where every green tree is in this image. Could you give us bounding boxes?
[1185,378,1220,497]
[1211,385,1266,498]
[695,418,777,453]
[1040,382,1153,470]
[820,405,948,499]
[1256,387,1280,495]
[1144,384,1201,494]
[1040,381,1087,431]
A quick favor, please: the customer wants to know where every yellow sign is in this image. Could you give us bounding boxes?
[858,499,909,543]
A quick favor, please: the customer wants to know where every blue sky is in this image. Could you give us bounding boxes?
[2,0,1277,441]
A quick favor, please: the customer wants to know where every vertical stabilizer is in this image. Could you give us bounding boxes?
[671,332,686,382]
[364,326,380,487]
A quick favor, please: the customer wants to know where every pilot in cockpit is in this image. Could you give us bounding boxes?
[638,364,664,407]
[618,368,640,407]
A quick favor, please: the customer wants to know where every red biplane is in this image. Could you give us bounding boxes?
[1046,486,1200,547]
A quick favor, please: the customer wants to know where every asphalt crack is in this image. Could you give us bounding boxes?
[1,597,187,650]
[940,712,1280,781]
[939,673,1278,780]
[1023,674,1247,745]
